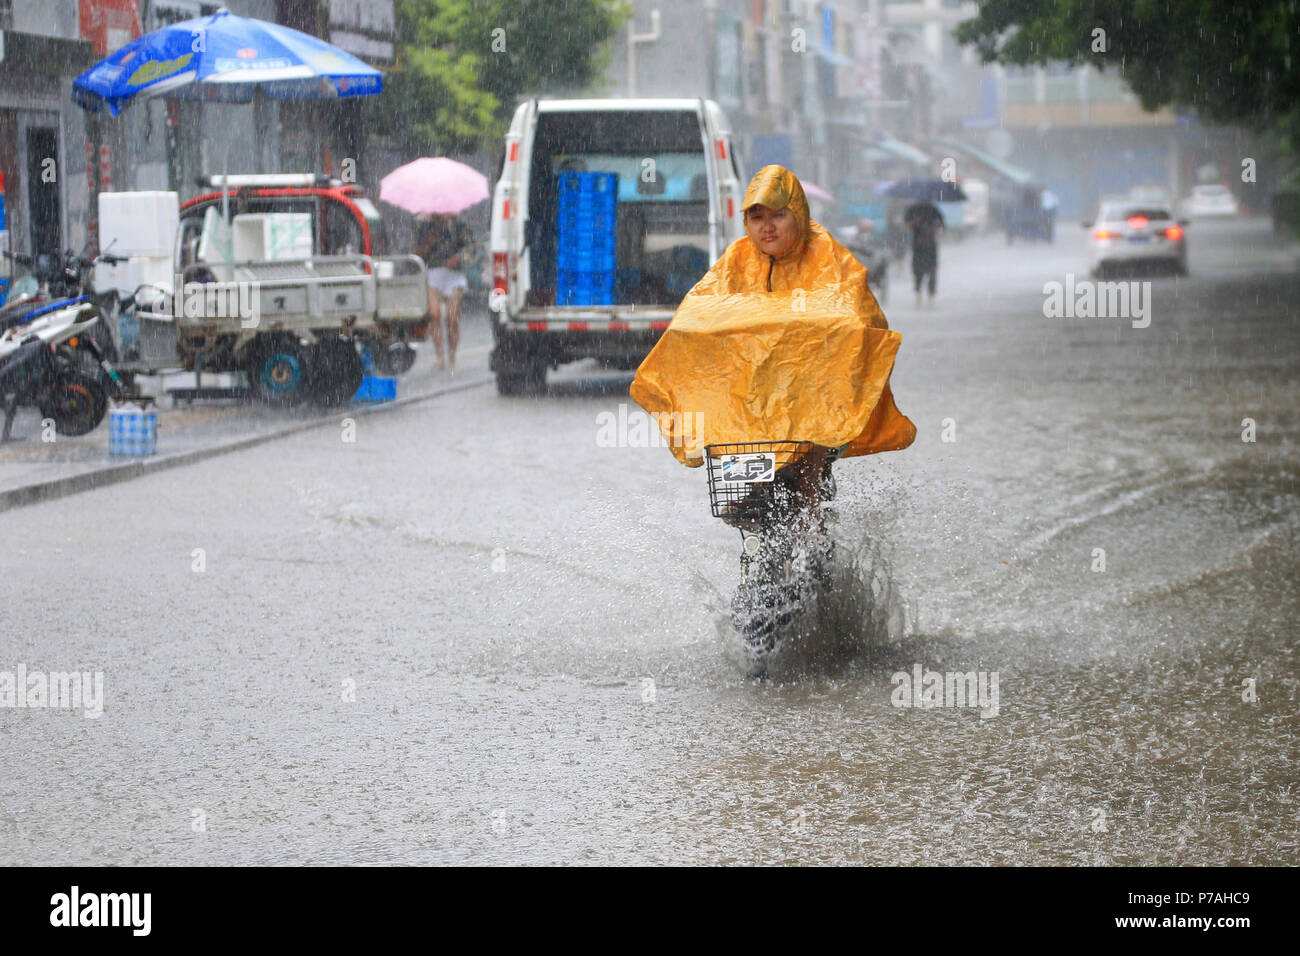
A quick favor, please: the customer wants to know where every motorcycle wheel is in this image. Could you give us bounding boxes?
[39,369,108,437]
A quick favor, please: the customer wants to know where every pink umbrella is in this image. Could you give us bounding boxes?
[802,181,834,203]
[379,157,489,215]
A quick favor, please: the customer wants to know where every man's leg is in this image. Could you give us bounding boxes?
[926,264,937,303]
[446,286,463,370]
[426,284,446,369]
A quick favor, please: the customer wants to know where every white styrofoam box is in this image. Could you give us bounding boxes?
[93,255,175,298]
[231,215,266,261]
[98,191,179,258]
[231,213,313,262]
[196,206,233,263]
[94,257,138,296]
[134,255,174,293]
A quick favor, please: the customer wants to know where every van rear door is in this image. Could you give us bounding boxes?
[490,99,538,317]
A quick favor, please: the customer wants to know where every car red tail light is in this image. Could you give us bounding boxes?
[1127,216,1149,228]
[1164,225,1184,240]
[492,252,508,294]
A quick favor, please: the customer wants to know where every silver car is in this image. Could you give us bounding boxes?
[1084,202,1188,277]
[1182,184,1240,220]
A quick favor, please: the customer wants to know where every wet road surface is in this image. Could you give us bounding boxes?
[1,217,1296,864]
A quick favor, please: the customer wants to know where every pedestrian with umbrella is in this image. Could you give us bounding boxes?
[379,158,489,374]
[904,202,944,307]
[885,178,967,307]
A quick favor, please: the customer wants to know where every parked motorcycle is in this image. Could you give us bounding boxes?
[0,301,111,441]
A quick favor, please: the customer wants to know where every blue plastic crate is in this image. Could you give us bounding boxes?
[557,269,616,306]
[558,210,616,237]
[557,229,615,249]
[559,194,616,212]
[558,250,616,272]
[108,404,158,456]
[351,375,397,403]
[558,170,618,198]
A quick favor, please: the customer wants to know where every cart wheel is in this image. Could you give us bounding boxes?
[372,341,416,376]
[246,339,312,407]
[310,338,365,406]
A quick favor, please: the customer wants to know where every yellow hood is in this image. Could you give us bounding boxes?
[741,164,812,261]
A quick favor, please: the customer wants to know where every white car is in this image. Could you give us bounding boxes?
[1129,185,1171,205]
[1182,184,1239,219]
[1084,202,1188,277]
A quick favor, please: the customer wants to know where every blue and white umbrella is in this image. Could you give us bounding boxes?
[73,9,381,115]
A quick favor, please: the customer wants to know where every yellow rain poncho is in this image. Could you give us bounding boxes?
[630,165,916,466]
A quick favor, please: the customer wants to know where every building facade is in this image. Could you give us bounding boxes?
[0,0,396,261]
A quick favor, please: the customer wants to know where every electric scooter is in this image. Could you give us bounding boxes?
[705,441,838,677]
[0,299,111,441]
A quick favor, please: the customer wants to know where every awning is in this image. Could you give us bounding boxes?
[871,138,932,166]
[931,138,1036,185]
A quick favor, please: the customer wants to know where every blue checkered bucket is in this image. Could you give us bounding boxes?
[109,403,158,456]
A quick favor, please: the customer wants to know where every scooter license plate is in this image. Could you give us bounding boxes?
[720,452,776,483]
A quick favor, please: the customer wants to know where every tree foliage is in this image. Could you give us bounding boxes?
[378,0,629,154]
[953,0,1300,139]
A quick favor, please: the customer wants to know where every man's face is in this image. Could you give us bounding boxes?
[745,204,799,259]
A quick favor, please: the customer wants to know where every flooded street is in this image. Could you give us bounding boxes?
[1,218,1296,866]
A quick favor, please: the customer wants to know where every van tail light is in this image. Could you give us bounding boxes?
[492,252,508,294]
[1094,229,1114,239]
[1127,216,1148,228]
[715,139,727,160]
[1164,225,1184,240]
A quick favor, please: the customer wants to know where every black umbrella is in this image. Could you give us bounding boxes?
[884,177,968,203]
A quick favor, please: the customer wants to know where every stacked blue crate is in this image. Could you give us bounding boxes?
[557,171,617,306]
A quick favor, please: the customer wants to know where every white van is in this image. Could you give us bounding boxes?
[488,98,746,394]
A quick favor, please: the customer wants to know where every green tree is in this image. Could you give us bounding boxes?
[954,0,1300,145]
[379,0,629,154]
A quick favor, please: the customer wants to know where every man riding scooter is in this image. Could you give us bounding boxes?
[631,166,916,670]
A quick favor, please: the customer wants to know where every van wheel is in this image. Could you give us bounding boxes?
[496,361,545,397]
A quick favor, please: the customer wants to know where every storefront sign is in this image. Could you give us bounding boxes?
[79,0,143,57]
